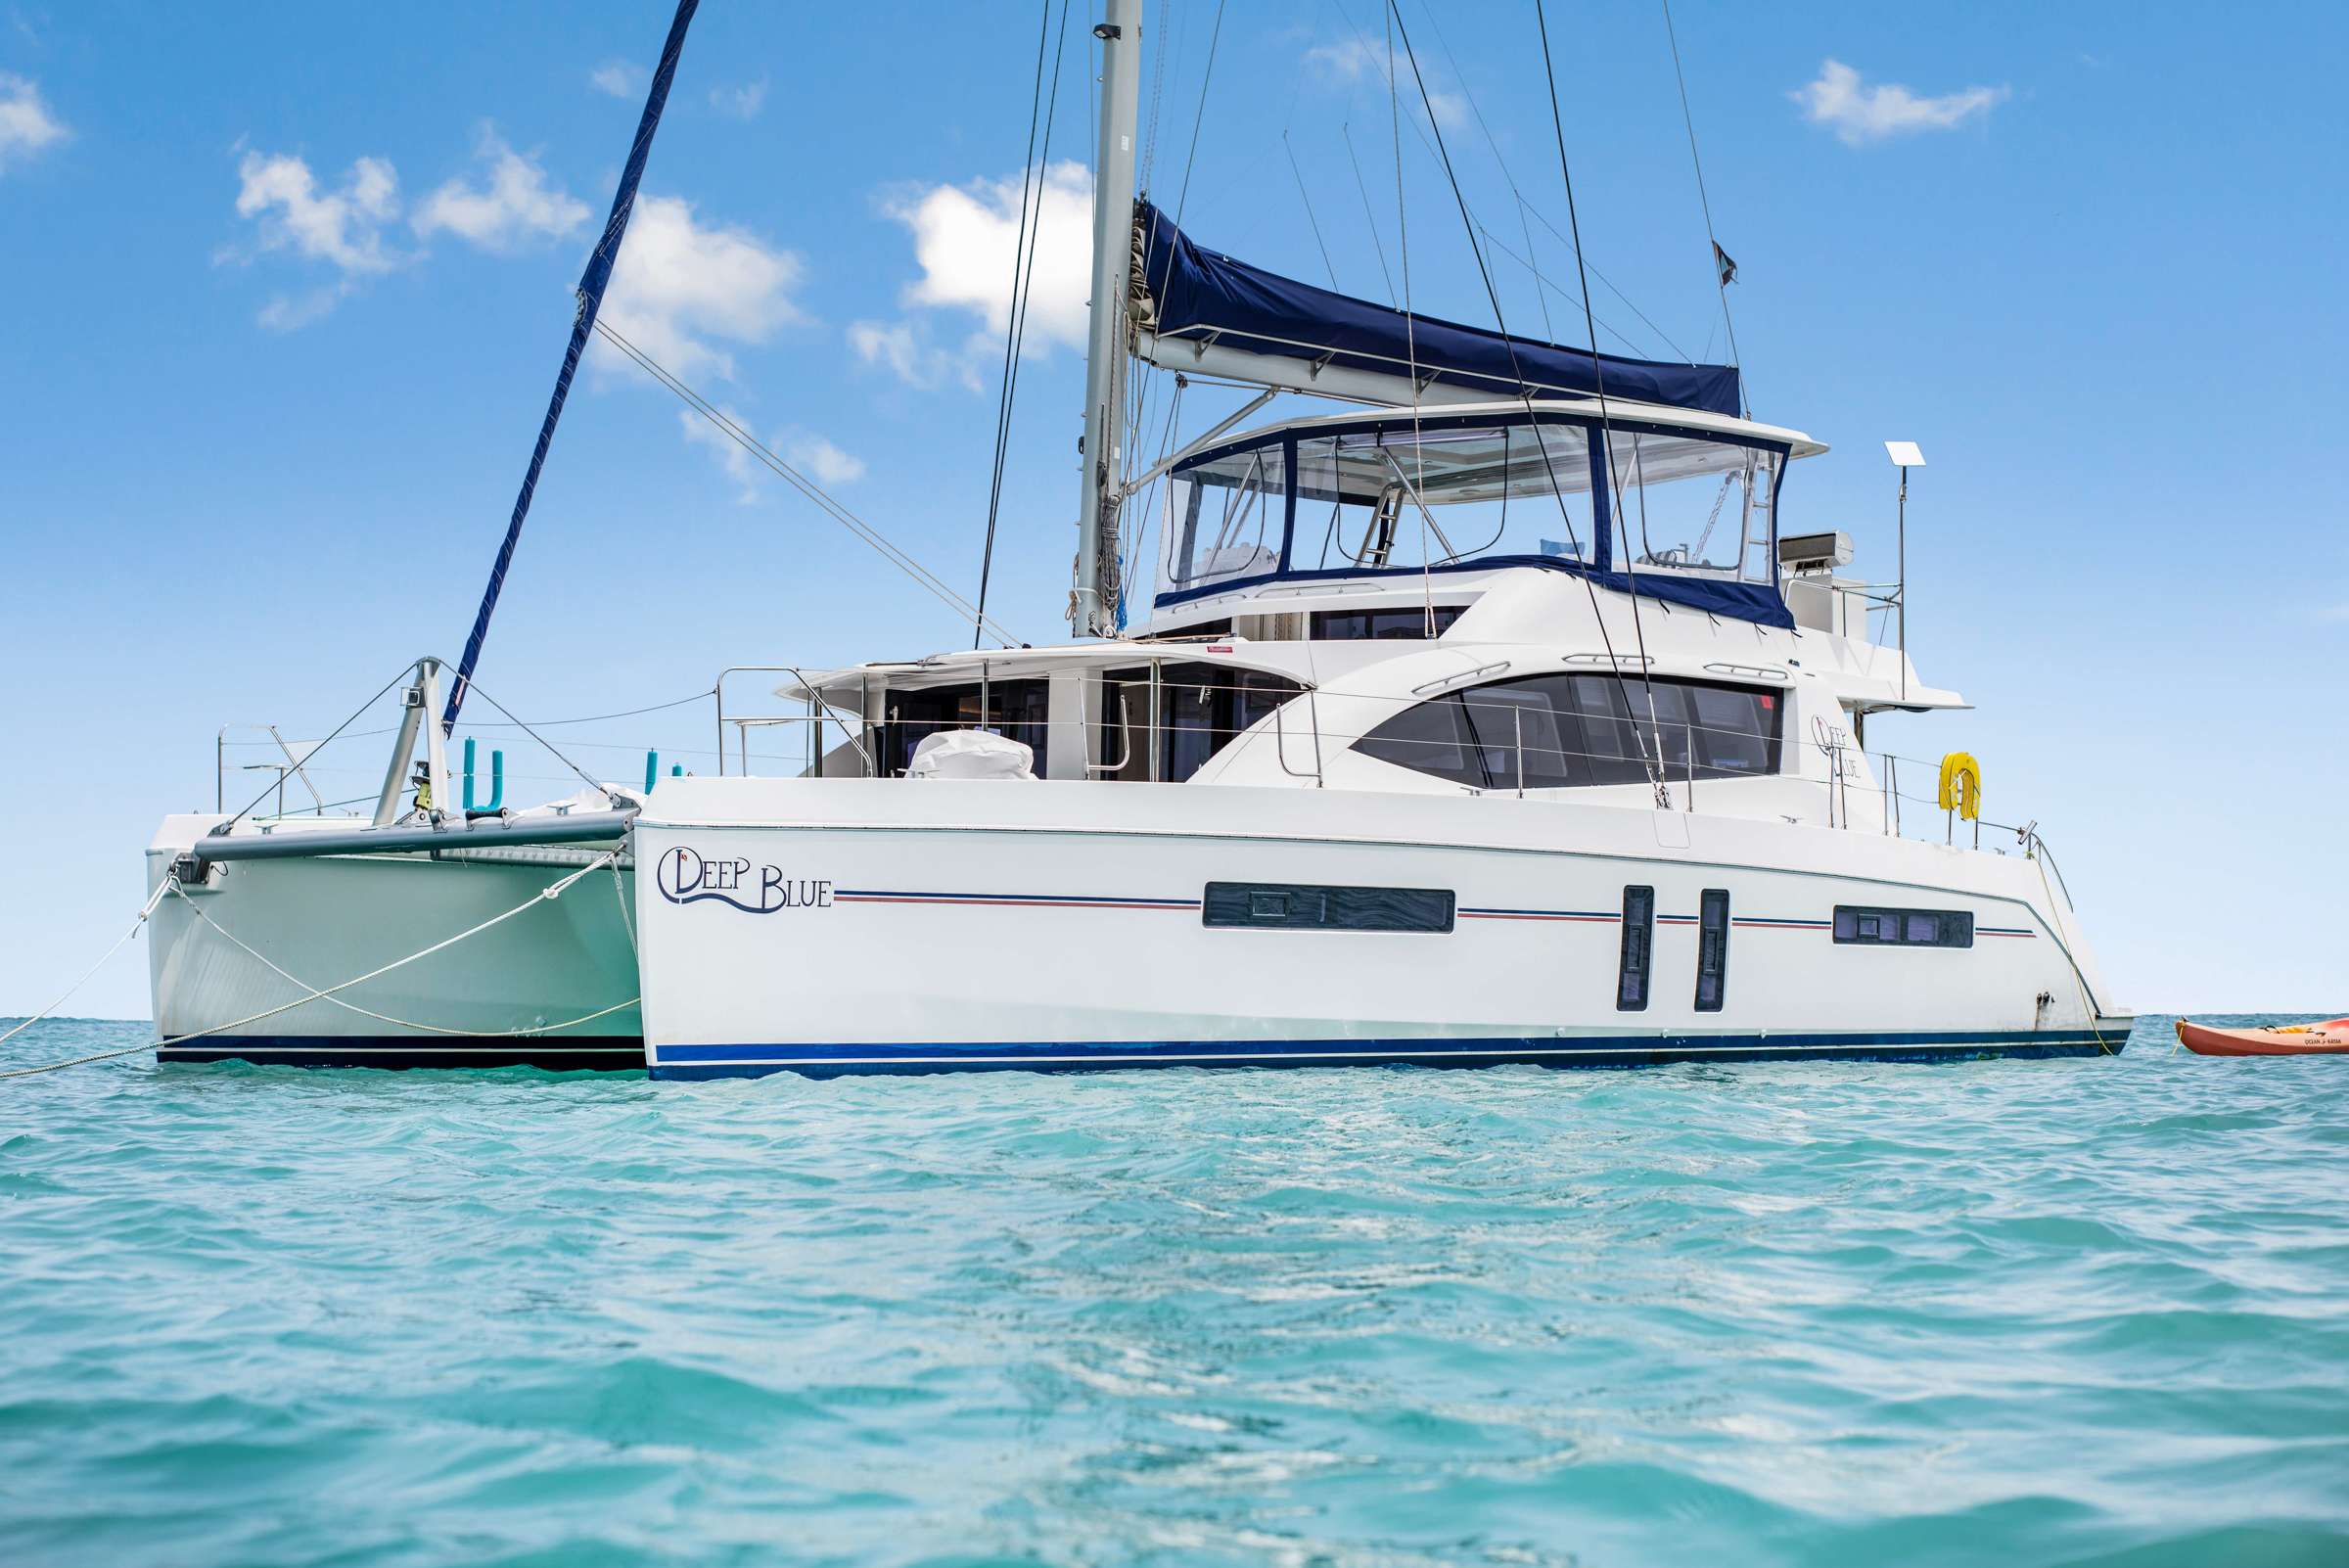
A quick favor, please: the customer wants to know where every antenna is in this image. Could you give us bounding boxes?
[1885,440,1924,701]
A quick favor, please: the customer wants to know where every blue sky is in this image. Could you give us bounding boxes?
[2,0,2342,1020]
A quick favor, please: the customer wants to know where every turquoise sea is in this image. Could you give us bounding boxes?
[2,1015,2344,1567]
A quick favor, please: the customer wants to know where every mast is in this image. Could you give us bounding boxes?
[1074,0,1142,637]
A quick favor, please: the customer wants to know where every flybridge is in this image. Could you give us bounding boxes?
[1128,202,1744,419]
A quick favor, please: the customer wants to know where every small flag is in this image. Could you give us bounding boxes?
[1713,241,1738,287]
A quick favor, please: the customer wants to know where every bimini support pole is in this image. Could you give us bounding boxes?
[1073,0,1143,638]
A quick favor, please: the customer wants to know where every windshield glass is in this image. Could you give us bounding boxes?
[1154,412,1789,602]
[1291,424,1600,574]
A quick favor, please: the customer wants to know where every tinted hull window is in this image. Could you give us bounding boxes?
[1833,907,1976,947]
[1694,890,1729,1012]
[1617,886,1655,1011]
[1203,882,1454,933]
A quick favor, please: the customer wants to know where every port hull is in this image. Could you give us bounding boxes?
[635,779,2133,1080]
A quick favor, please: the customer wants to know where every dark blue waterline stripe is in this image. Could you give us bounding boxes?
[158,1034,644,1072]
[652,1030,2121,1080]
[654,1029,2112,1067]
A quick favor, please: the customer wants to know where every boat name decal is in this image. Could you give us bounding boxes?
[656,845,833,914]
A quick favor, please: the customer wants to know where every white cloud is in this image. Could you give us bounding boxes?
[1791,60,2009,147]
[231,149,401,275]
[848,318,966,391]
[678,406,762,501]
[677,408,862,502]
[590,61,643,99]
[784,429,864,486]
[411,127,590,253]
[0,71,67,171]
[853,161,1093,391]
[256,287,342,333]
[709,79,767,121]
[597,192,805,381]
[1303,36,1465,128]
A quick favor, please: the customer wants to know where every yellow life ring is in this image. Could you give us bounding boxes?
[1938,752,1981,820]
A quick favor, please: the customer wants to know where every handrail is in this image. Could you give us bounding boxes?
[714,665,873,779]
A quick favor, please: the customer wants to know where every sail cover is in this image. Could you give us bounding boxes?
[1132,202,1741,418]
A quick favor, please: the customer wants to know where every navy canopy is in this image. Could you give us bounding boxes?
[1134,202,1742,418]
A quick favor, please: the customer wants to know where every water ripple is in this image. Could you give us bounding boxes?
[2,1016,2345,1565]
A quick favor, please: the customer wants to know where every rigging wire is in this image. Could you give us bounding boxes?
[593,318,1020,645]
[1383,0,1672,803]
[1170,0,1226,230]
[1383,1,1437,637]
[1659,0,1743,409]
[1284,131,1343,290]
[975,0,1073,649]
[1470,218,1666,359]
[1341,121,1399,306]
[1323,0,1698,369]
[1120,0,1232,632]
[1528,0,1673,805]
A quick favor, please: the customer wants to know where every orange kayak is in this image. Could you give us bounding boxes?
[2176,1018,2349,1055]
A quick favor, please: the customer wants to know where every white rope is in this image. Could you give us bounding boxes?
[157,852,631,1045]
[610,855,638,959]
[2029,837,2118,1055]
[0,879,173,1076]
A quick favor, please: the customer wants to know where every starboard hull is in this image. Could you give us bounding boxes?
[145,817,642,1072]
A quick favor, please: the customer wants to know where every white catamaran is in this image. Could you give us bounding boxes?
[143,0,2133,1076]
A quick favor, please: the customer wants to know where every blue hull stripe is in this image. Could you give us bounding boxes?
[650,1029,2121,1080]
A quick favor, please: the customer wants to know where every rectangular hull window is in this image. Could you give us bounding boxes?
[1832,906,1976,947]
[1203,882,1454,933]
[1694,889,1729,1012]
[1617,886,1655,1011]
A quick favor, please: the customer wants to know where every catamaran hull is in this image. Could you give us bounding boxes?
[634,779,2133,1080]
[144,816,642,1071]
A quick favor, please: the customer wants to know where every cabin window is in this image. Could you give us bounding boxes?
[1100,663,1306,784]
[1617,886,1655,1011]
[1351,692,1484,787]
[880,678,1049,776]
[1203,881,1454,933]
[1311,606,1464,640]
[1694,890,1729,1011]
[1355,674,1781,790]
[1833,907,1975,948]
